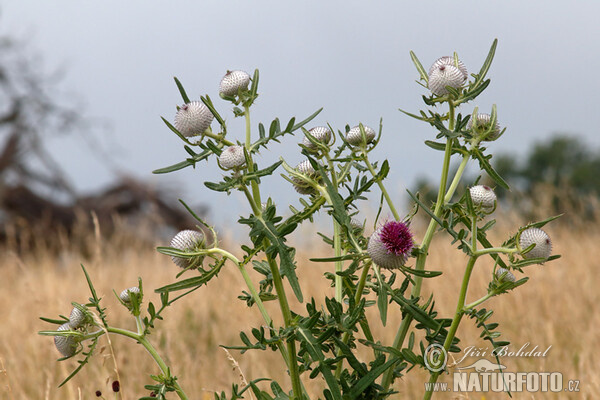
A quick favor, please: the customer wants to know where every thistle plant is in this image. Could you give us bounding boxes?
[40,40,560,399]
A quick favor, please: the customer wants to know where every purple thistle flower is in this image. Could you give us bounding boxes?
[368,221,414,269]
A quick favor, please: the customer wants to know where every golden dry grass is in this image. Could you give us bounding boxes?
[0,218,598,400]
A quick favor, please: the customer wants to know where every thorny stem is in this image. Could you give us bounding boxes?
[325,153,344,303]
[382,102,457,390]
[244,105,262,206]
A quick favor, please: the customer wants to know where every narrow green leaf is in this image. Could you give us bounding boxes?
[152,159,193,174]
[424,140,447,151]
[291,108,323,132]
[410,50,428,83]
[174,77,191,104]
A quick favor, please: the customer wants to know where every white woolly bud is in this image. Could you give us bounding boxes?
[428,64,465,96]
[495,267,516,283]
[302,126,332,150]
[469,113,501,141]
[170,230,206,269]
[54,323,78,358]
[429,56,468,81]
[291,160,318,195]
[119,286,141,304]
[519,228,552,260]
[219,70,251,97]
[68,306,86,329]
[469,185,497,213]
[174,101,213,137]
[218,145,246,170]
[346,125,376,146]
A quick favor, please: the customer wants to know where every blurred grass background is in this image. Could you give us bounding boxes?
[0,208,597,400]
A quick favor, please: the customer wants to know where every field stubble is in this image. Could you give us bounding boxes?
[0,216,597,399]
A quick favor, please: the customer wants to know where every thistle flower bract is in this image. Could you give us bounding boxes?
[495,267,516,283]
[428,64,465,96]
[119,286,141,304]
[219,70,251,97]
[68,306,86,329]
[519,228,552,260]
[302,126,332,150]
[469,113,501,141]
[218,145,246,170]
[367,221,414,269]
[428,56,468,81]
[469,185,496,213]
[291,160,320,195]
[54,323,78,358]
[170,230,206,269]
[346,125,376,146]
[174,101,213,138]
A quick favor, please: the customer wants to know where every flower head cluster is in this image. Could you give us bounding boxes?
[174,101,213,138]
[53,304,90,357]
[170,230,207,269]
[495,267,516,283]
[367,221,414,269]
[290,160,320,195]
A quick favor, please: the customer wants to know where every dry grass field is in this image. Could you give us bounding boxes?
[0,215,598,399]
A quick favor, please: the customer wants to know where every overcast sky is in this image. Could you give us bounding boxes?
[2,1,599,226]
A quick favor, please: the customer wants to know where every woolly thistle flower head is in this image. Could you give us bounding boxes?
[469,112,501,141]
[54,323,78,358]
[219,70,251,97]
[495,267,516,283]
[367,221,414,269]
[469,185,496,213]
[428,56,467,96]
[302,126,332,150]
[174,101,214,138]
[519,228,552,260]
[119,286,141,304]
[170,230,206,269]
[218,145,246,170]
[346,125,376,146]
[68,306,87,329]
[290,160,320,195]
[428,56,468,81]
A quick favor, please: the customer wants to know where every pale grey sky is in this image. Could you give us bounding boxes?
[2,1,599,225]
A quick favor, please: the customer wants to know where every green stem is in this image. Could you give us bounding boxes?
[473,247,518,257]
[423,255,477,400]
[444,152,469,203]
[267,255,303,399]
[203,131,234,146]
[107,327,189,400]
[244,105,262,206]
[361,152,401,221]
[382,103,456,390]
[333,220,343,303]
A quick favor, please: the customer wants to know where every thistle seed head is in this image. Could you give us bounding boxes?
[367,221,414,269]
[346,125,376,146]
[495,267,516,283]
[519,228,552,260]
[170,230,206,269]
[119,286,141,304]
[68,306,87,329]
[469,185,497,213]
[302,126,332,150]
[469,113,501,141]
[219,70,251,97]
[174,101,213,138]
[218,145,246,170]
[429,56,468,81]
[428,64,465,96]
[54,323,78,358]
